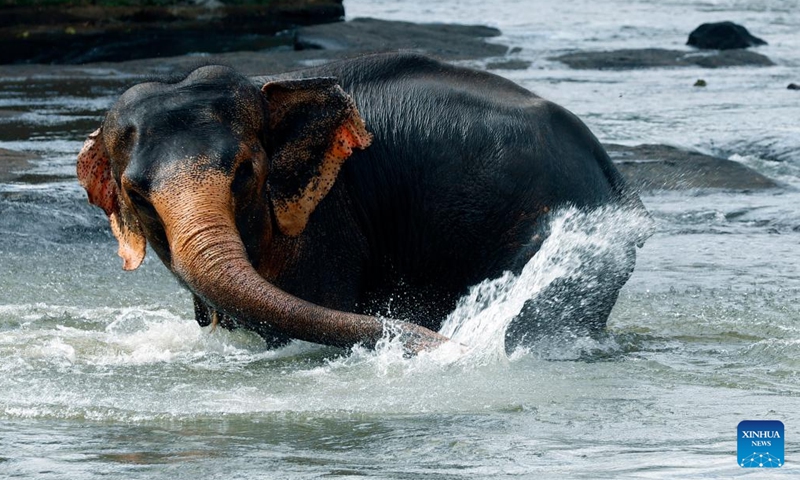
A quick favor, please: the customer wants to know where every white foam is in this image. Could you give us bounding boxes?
[0,304,272,368]
[318,207,652,373]
[0,207,654,421]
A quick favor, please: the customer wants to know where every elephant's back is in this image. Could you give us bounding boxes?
[326,54,620,211]
[265,53,632,284]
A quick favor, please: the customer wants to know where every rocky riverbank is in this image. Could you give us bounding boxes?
[0,15,780,193]
[0,148,37,183]
[0,0,345,64]
[552,48,773,70]
[607,144,778,191]
[0,17,508,77]
[551,20,774,70]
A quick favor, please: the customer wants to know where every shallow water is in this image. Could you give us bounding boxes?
[1,0,800,477]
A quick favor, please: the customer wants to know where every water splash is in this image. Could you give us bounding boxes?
[440,206,652,365]
[0,206,656,424]
[341,206,654,371]
[0,304,292,369]
[0,205,652,381]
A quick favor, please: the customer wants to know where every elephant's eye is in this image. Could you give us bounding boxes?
[231,160,255,195]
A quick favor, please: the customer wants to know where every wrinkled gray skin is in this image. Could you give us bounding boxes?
[77,53,649,354]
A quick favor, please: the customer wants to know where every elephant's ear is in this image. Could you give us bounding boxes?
[77,127,146,271]
[262,77,372,237]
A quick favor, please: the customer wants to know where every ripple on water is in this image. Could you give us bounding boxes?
[0,207,667,424]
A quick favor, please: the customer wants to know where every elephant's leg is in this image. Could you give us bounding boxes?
[505,243,636,352]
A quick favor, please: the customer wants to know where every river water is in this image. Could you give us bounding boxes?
[1,0,799,478]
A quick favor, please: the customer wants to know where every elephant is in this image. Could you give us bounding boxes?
[76,52,648,353]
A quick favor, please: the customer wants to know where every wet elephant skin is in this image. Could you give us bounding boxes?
[77,52,648,352]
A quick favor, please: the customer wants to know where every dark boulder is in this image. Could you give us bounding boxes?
[551,48,773,70]
[293,18,505,60]
[687,22,767,50]
[788,83,800,90]
[0,0,346,64]
[0,148,38,183]
[0,18,512,77]
[606,144,778,191]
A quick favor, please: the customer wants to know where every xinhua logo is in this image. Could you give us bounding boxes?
[738,420,784,468]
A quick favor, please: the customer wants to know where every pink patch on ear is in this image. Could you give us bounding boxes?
[76,127,147,271]
[77,128,118,216]
[274,110,373,238]
[327,111,373,164]
[340,109,373,151]
[110,212,146,271]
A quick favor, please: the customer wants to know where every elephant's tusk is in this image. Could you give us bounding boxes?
[210,310,219,333]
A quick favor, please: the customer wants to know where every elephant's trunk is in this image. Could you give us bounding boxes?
[152,170,447,351]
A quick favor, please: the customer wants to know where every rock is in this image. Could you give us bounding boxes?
[0,18,511,78]
[605,144,778,191]
[687,21,767,50]
[486,59,531,70]
[788,83,800,90]
[294,18,505,61]
[694,79,707,87]
[686,49,774,68]
[0,148,38,183]
[0,0,345,64]
[552,48,773,70]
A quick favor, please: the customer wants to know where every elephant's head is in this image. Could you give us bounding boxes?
[77,65,447,352]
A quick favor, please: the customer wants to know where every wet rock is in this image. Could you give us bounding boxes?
[0,148,39,183]
[0,1,345,64]
[486,59,531,70]
[294,18,505,60]
[687,50,774,68]
[788,83,800,90]
[552,48,773,70]
[606,144,778,191]
[0,18,511,78]
[694,79,707,87]
[687,22,767,50]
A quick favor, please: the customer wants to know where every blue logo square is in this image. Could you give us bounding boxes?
[738,420,784,468]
